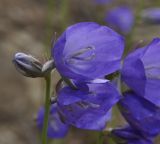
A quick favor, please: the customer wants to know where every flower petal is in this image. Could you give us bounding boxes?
[53,22,124,80]
[37,104,69,138]
[57,82,120,130]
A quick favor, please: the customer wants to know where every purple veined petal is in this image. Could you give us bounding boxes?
[121,38,160,106]
[37,104,69,138]
[111,126,141,140]
[141,38,160,74]
[105,6,134,34]
[121,57,146,97]
[119,91,160,137]
[57,82,120,130]
[52,22,124,81]
[111,125,153,144]
[141,8,160,24]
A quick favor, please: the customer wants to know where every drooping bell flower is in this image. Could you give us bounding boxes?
[121,38,160,106]
[52,22,124,81]
[105,6,134,34]
[141,8,160,24]
[119,91,160,137]
[57,82,120,130]
[37,104,69,138]
[111,125,153,144]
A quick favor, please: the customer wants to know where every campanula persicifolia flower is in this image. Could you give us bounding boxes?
[111,125,153,144]
[105,6,134,34]
[52,22,124,81]
[119,91,160,137]
[121,38,160,106]
[141,8,160,24]
[37,104,69,138]
[57,82,120,130]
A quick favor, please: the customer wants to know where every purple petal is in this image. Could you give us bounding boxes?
[122,38,160,106]
[122,55,146,96]
[119,92,160,137]
[37,104,69,138]
[57,82,120,130]
[111,126,153,144]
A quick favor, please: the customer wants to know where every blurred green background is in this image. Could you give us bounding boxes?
[0,0,160,143]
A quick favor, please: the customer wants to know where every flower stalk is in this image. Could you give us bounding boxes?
[97,132,104,144]
[42,74,51,144]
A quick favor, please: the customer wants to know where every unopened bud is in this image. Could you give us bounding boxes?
[13,52,43,78]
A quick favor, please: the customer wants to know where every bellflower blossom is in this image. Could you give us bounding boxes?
[57,82,120,130]
[119,91,160,137]
[37,104,69,138]
[141,8,160,24]
[52,22,124,81]
[105,6,134,34]
[111,125,153,144]
[121,38,160,106]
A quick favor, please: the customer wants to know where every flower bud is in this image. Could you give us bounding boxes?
[13,52,43,78]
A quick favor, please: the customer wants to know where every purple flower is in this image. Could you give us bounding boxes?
[121,38,160,106]
[52,22,124,81]
[37,104,69,138]
[57,82,120,130]
[111,126,153,144]
[105,6,134,34]
[119,91,160,137]
[141,8,160,24]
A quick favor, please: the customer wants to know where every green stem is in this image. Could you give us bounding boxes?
[45,0,55,57]
[61,0,69,31]
[123,0,145,57]
[42,74,51,144]
[97,132,104,144]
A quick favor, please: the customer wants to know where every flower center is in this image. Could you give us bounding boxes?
[66,46,96,64]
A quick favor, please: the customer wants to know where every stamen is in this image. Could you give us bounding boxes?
[76,101,100,109]
[145,66,160,70]
[145,66,160,79]
[66,46,96,64]
[72,53,96,61]
[70,46,95,58]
